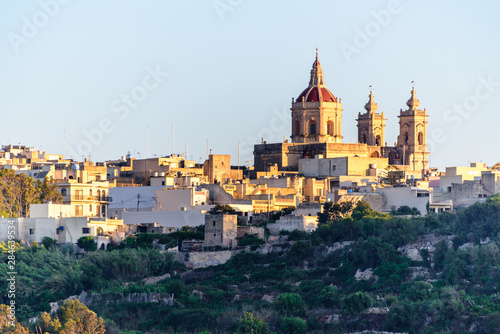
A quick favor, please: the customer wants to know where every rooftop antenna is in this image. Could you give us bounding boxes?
[185,141,188,179]
[147,126,150,159]
[172,123,174,154]
[64,127,66,158]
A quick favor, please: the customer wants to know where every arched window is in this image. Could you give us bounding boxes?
[404,132,409,145]
[309,121,316,135]
[89,204,93,212]
[89,189,92,198]
[375,135,381,146]
[327,121,334,135]
[97,227,104,236]
[418,132,423,145]
[294,120,300,136]
[362,134,367,144]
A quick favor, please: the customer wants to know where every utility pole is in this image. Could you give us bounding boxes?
[147,126,150,159]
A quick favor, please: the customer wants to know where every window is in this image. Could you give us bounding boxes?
[61,188,67,196]
[29,228,34,235]
[375,135,381,146]
[309,121,317,135]
[362,134,367,144]
[332,165,336,171]
[418,132,423,145]
[89,204,93,212]
[327,121,334,135]
[404,132,409,145]
[97,227,104,236]
[75,205,83,216]
[294,120,300,136]
[75,189,83,200]
[82,228,90,234]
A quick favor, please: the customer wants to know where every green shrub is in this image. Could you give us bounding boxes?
[41,237,58,250]
[234,312,272,334]
[281,317,307,334]
[274,293,306,316]
[319,285,341,308]
[342,292,373,314]
[77,236,97,252]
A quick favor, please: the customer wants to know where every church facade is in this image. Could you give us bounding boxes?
[254,51,429,173]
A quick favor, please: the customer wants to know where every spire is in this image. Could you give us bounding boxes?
[309,48,325,86]
[406,86,421,110]
[364,90,379,113]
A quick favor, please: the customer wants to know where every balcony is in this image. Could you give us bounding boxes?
[69,195,112,203]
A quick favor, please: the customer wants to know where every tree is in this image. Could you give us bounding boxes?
[77,236,97,252]
[342,292,374,314]
[234,312,272,334]
[318,200,354,224]
[392,205,420,216]
[209,204,236,214]
[319,286,341,308]
[0,304,30,334]
[38,311,62,333]
[0,169,62,218]
[42,236,58,250]
[57,299,106,334]
[351,201,373,221]
[274,293,306,316]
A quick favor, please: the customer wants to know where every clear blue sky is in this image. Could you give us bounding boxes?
[1,0,499,170]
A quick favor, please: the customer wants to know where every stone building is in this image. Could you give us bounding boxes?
[254,50,429,173]
[203,154,231,184]
[204,214,237,247]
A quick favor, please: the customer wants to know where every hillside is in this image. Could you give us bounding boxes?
[3,197,500,333]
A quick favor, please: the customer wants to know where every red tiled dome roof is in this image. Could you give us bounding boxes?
[296,86,337,103]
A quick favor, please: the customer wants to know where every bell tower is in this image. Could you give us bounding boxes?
[356,91,386,146]
[397,87,429,170]
[291,50,343,143]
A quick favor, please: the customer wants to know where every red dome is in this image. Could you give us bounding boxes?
[296,86,337,103]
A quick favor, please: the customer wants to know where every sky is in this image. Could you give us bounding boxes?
[0,0,499,170]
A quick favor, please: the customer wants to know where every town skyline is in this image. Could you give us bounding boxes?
[1,1,499,170]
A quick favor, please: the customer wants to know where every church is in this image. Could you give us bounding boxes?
[253,50,429,173]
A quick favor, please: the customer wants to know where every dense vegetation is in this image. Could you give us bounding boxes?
[3,197,500,333]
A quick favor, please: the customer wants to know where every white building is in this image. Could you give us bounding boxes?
[0,216,124,250]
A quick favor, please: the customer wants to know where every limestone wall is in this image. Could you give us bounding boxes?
[176,250,234,269]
